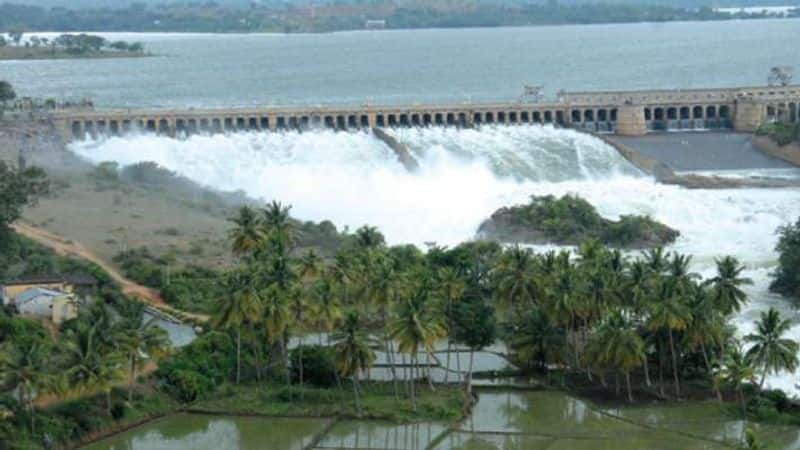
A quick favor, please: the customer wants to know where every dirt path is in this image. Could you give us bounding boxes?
[12,221,209,322]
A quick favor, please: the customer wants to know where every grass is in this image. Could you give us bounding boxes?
[2,384,180,449]
[191,382,466,423]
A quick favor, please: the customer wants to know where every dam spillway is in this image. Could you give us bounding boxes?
[49,84,800,141]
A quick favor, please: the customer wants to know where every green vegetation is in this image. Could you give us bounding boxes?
[756,122,800,146]
[192,382,464,422]
[0,80,15,112]
[0,32,146,60]
[0,1,791,34]
[478,194,679,248]
[771,217,800,300]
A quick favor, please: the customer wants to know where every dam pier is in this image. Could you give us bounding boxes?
[41,84,800,141]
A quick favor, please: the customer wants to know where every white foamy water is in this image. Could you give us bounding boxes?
[69,125,800,396]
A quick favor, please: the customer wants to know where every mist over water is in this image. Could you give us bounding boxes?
[69,125,800,395]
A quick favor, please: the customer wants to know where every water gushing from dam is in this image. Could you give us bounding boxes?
[68,125,800,395]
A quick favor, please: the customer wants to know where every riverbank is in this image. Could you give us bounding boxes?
[0,47,150,61]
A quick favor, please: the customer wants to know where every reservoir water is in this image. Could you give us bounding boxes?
[3,19,800,108]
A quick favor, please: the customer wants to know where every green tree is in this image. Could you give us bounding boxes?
[718,345,755,420]
[390,284,446,410]
[212,271,262,384]
[0,340,54,432]
[452,297,497,395]
[647,280,692,398]
[332,311,376,417]
[771,218,800,299]
[493,245,538,308]
[228,206,262,257]
[707,256,752,316]
[744,307,799,390]
[587,311,645,402]
[64,322,124,416]
[0,162,48,240]
[116,315,169,401]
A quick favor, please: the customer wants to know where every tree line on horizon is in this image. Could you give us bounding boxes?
[0,0,796,34]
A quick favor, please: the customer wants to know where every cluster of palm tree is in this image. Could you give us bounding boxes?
[221,203,498,415]
[503,241,798,405]
[221,202,798,415]
[0,300,169,433]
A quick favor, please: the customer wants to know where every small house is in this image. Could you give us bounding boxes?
[14,287,80,324]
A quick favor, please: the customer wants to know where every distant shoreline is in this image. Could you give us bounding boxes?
[0,46,152,61]
[4,15,799,37]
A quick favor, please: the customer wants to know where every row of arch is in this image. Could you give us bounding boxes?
[766,102,799,123]
[644,105,733,130]
[69,109,579,138]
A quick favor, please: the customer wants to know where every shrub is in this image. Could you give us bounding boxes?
[156,331,235,402]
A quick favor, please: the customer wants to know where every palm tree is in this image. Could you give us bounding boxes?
[0,340,53,432]
[116,316,169,401]
[288,286,311,396]
[390,288,446,410]
[261,201,294,252]
[744,307,799,390]
[684,288,725,401]
[707,256,752,317]
[647,280,692,398]
[437,267,465,383]
[64,323,124,416]
[212,272,262,384]
[718,345,756,420]
[588,311,645,403]
[332,311,376,417]
[510,306,566,373]
[228,206,263,257]
[354,225,386,249]
[312,275,343,339]
[493,245,538,308]
[262,283,292,381]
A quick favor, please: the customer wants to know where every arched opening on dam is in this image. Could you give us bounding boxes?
[545,111,555,124]
[423,113,432,126]
[521,111,530,123]
[571,110,581,123]
[473,113,482,125]
[399,114,409,127]
[387,115,397,127]
[411,114,421,127]
[790,102,798,122]
[348,115,358,129]
[533,111,542,123]
[509,112,517,124]
[376,115,386,127]
[325,116,335,129]
[485,112,494,124]
[497,111,506,124]
[446,113,455,126]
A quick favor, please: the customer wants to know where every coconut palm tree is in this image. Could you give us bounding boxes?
[493,245,538,308]
[288,285,311,396]
[588,311,645,403]
[706,256,752,317]
[332,311,376,417]
[64,322,124,416]
[312,275,343,339]
[718,345,756,420]
[390,286,446,410]
[437,267,465,383]
[261,283,293,384]
[228,206,263,257]
[744,307,799,390]
[647,280,692,398]
[261,201,294,252]
[212,271,262,384]
[354,225,386,249]
[115,315,169,401]
[684,287,725,401]
[0,340,54,432]
[510,306,566,373]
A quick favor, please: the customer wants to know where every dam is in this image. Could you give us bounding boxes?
[37,84,800,140]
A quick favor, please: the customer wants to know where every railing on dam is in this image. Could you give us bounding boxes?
[49,84,800,140]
